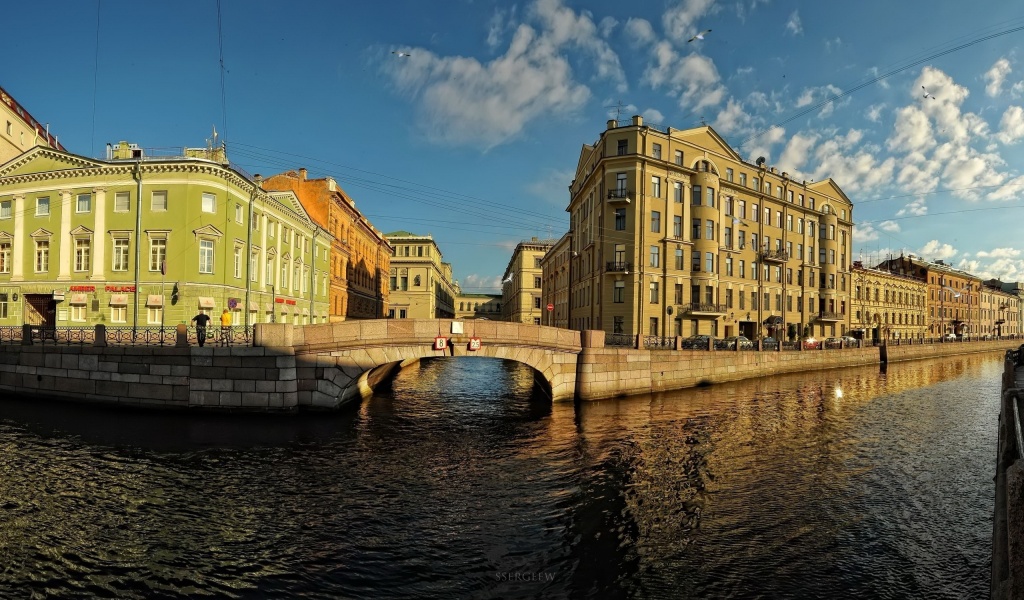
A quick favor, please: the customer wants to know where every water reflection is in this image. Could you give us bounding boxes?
[0,353,1002,598]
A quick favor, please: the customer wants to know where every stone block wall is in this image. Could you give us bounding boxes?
[0,344,297,411]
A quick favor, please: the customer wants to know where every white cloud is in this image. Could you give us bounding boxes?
[623,17,656,46]
[662,0,718,42]
[985,58,1012,97]
[642,42,726,111]
[996,105,1024,144]
[598,16,618,38]
[896,196,928,217]
[976,247,1022,259]
[384,0,624,149]
[486,8,514,51]
[794,84,844,117]
[778,132,817,174]
[990,174,1024,201]
[713,98,753,135]
[825,37,841,53]
[526,168,573,206]
[809,130,896,193]
[460,273,505,294]
[888,105,936,154]
[854,223,880,243]
[878,220,900,233]
[785,10,802,35]
[741,125,786,165]
[643,108,665,123]
[1012,80,1024,99]
[735,66,754,76]
[866,103,885,122]
[919,240,958,261]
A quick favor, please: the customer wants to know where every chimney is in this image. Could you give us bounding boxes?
[299,168,307,180]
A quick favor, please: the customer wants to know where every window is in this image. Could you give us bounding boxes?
[787,190,794,203]
[35,240,49,272]
[675,248,684,269]
[674,150,683,165]
[614,281,625,303]
[199,239,215,273]
[673,181,682,202]
[615,208,626,230]
[650,281,659,304]
[705,220,714,240]
[738,200,746,219]
[151,190,168,212]
[673,215,682,238]
[74,238,90,271]
[71,305,86,322]
[268,221,276,238]
[692,185,702,205]
[533,297,542,309]
[705,252,714,273]
[112,238,129,271]
[650,246,660,267]
[148,306,163,325]
[764,206,770,223]
[234,246,242,278]
[726,168,734,181]
[266,257,274,284]
[725,255,733,276]
[617,139,627,155]
[201,192,216,213]
[652,143,662,159]
[0,243,9,273]
[251,251,259,282]
[114,192,130,212]
[76,193,91,213]
[235,204,244,223]
[111,306,127,323]
[534,276,541,288]
[650,317,659,335]
[149,238,167,271]
[724,226,732,248]
[739,173,747,186]
[36,197,49,216]
[692,218,701,239]
[651,176,661,198]
[692,252,701,272]
[675,283,684,304]
[616,173,627,194]
[752,177,759,190]
[0,200,10,219]
[651,211,661,233]
[752,203,759,222]
[253,213,260,231]
[707,188,715,207]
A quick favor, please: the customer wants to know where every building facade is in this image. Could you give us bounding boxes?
[878,255,979,338]
[0,85,66,165]
[565,116,854,340]
[262,168,390,321]
[501,237,555,324]
[540,232,572,328]
[385,231,456,319]
[0,142,330,329]
[850,261,928,341]
[454,292,502,320]
[980,280,1020,338]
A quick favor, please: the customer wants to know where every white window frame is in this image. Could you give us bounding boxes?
[199,239,215,274]
[74,237,91,272]
[71,305,86,322]
[235,203,243,224]
[149,237,167,272]
[111,306,127,323]
[35,197,49,216]
[114,191,130,212]
[112,237,130,272]
[233,246,242,279]
[0,200,10,219]
[34,240,49,273]
[147,306,163,325]
[76,193,91,213]
[0,243,8,273]
[151,190,168,212]
[201,192,216,214]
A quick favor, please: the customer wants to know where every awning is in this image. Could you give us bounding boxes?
[264,303,273,312]
[69,293,88,305]
[763,316,783,325]
[198,297,216,309]
[302,307,309,315]
[109,294,128,306]
[146,294,163,307]
[249,301,259,311]
[280,304,289,312]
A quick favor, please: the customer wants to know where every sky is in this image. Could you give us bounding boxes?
[7,1,1024,293]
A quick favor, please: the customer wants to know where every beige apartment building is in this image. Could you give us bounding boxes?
[501,237,555,324]
[0,85,66,164]
[878,255,980,338]
[262,168,391,321]
[850,261,928,341]
[564,116,854,340]
[454,292,502,320]
[980,280,1020,338]
[385,231,456,319]
[540,233,572,328]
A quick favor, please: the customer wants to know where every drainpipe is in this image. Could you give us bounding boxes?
[132,161,143,335]
[244,175,260,329]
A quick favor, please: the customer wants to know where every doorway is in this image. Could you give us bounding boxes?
[24,294,56,327]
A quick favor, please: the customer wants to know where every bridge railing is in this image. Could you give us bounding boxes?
[1,324,254,347]
[643,335,675,350]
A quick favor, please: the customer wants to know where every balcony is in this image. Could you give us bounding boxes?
[683,302,728,316]
[759,249,789,264]
[816,311,844,322]
[607,189,633,203]
[606,261,631,273]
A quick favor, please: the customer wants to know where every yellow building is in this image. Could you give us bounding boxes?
[850,261,928,341]
[454,291,502,320]
[501,237,555,324]
[980,280,1020,338]
[878,255,979,338]
[540,232,572,328]
[385,231,456,319]
[0,85,66,165]
[565,116,854,340]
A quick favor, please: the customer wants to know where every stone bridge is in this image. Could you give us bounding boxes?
[254,319,582,409]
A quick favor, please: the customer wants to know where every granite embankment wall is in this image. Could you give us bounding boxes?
[993,350,1024,599]
[0,344,298,411]
[575,334,1021,401]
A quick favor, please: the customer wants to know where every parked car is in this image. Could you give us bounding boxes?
[723,335,754,349]
[840,335,860,347]
[802,337,820,349]
[942,333,957,341]
[681,335,715,349]
[823,337,842,348]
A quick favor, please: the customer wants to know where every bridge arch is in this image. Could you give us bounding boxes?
[255,319,582,409]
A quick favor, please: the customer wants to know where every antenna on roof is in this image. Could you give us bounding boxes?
[604,100,627,121]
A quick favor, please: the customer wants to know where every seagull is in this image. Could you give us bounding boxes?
[922,86,936,100]
[687,29,712,43]
[392,51,411,58]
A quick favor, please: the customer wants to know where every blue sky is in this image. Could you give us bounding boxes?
[7,1,1024,292]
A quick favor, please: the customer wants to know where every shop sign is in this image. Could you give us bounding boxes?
[69,285,96,292]
[105,285,136,292]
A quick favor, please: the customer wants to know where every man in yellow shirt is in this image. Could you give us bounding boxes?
[220,308,232,345]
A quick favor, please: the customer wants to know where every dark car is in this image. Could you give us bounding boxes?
[681,335,714,350]
[723,335,754,349]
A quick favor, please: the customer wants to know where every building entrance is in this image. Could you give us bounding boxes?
[24,294,56,327]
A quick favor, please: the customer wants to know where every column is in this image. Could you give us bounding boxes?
[57,189,72,281]
[90,187,106,281]
[11,195,24,281]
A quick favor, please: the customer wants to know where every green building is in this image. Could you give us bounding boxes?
[0,141,330,329]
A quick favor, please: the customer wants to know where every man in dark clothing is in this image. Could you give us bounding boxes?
[191,311,212,347]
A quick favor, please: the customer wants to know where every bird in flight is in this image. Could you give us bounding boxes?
[922,86,936,100]
[392,51,411,58]
[687,29,712,43]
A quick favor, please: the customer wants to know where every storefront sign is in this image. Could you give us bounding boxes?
[105,285,136,293]
[69,285,96,292]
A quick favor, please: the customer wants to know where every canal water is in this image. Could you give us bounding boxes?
[0,353,1001,599]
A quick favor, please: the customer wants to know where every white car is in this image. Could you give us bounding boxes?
[942,333,957,341]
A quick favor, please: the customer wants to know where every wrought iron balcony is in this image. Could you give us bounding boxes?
[759,249,789,263]
[607,189,633,202]
[606,261,632,273]
[683,302,728,315]
[816,311,844,322]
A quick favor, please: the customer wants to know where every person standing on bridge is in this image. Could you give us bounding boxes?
[191,311,212,347]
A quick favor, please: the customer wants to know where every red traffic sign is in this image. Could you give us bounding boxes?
[546,303,554,311]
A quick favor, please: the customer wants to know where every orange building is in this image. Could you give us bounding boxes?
[262,169,391,320]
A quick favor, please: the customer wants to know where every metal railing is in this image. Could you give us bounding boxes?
[605,333,635,348]
[643,335,675,350]
[817,311,844,320]
[189,326,254,346]
[607,189,632,200]
[606,261,631,272]
[3,325,254,346]
[683,302,728,314]
[759,249,789,262]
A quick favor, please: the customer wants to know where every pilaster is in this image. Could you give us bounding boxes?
[10,195,24,281]
[90,187,106,281]
[57,189,72,281]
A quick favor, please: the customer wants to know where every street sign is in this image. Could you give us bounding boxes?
[547,303,554,311]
